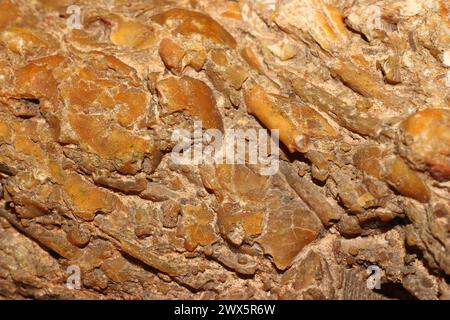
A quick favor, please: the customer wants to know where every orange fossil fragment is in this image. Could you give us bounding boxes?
[201,165,269,242]
[119,240,183,277]
[0,27,56,54]
[33,55,66,69]
[380,56,402,85]
[159,38,185,74]
[280,161,344,225]
[1,117,120,222]
[240,47,264,73]
[213,164,271,203]
[205,48,248,105]
[13,193,50,219]
[258,203,322,270]
[38,0,72,10]
[67,225,90,248]
[224,65,248,90]
[68,113,154,162]
[218,208,264,241]
[401,108,450,180]
[0,120,11,143]
[244,84,306,152]
[201,164,322,270]
[291,104,337,139]
[185,47,207,71]
[15,56,63,103]
[65,78,102,110]
[19,223,81,260]
[353,145,384,179]
[275,0,348,51]
[291,77,382,137]
[68,29,103,48]
[152,8,237,49]
[324,4,348,36]
[330,59,382,98]
[156,76,224,130]
[101,256,132,283]
[221,2,242,20]
[180,203,218,251]
[0,1,19,29]
[110,19,154,49]
[115,88,148,128]
[267,40,298,61]
[13,135,46,162]
[330,59,402,107]
[210,49,228,66]
[385,156,430,203]
[63,66,118,111]
[102,55,137,77]
[64,173,111,221]
[160,40,206,73]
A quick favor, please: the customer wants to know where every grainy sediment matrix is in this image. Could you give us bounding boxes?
[0,0,448,300]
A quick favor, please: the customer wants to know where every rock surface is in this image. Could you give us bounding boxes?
[0,0,449,300]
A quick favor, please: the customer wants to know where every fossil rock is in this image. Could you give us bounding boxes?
[0,0,448,300]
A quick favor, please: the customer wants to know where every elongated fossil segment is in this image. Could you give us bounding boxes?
[384,156,431,203]
[120,239,184,277]
[244,83,305,152]
[291,77,381,137]
[275,0,349,51]
[280,161,344,226]
[330,59,403,108]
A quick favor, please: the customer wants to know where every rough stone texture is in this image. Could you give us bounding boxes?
[0,0,449,300]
